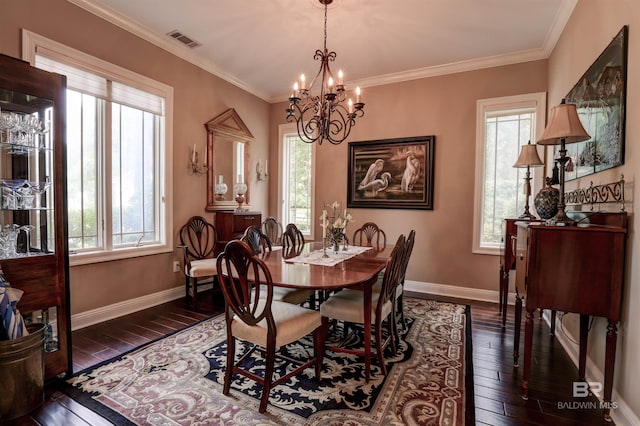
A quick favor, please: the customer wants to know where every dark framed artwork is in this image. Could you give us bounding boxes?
[562,25,628,181]
[347,135,435,210]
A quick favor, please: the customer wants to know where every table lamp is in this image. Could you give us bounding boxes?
[513,140,544,219]
[537,99,590,225]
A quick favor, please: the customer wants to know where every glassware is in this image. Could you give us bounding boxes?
[30,180,52,208]
[1,224,20,258]
[19,224,35,255]
[41,308,59,352]
[16,185,35,209]
[0,179,28,210]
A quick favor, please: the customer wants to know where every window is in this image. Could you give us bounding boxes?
[22,30,174,265]
[473,93,546,254]
[278,124,316,237]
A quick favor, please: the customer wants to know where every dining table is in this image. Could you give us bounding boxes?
[257,241,393,381]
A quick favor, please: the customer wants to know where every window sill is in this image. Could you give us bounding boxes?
[69,244,173,266]
[472,246,501,256]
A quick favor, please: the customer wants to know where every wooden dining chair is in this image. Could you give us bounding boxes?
[216,240,323,413]
[178,216,218,309]
[261,216,283,247]
[320,234,406,380]
[282,223,305,250]
[352,222,387,248]
[241,225,272,255]
[395,229,416,330]
[242,225,313,306]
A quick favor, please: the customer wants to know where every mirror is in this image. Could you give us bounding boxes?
[205,108,253,211]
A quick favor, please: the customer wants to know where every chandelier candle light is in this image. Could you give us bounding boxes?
[286,0,364,145]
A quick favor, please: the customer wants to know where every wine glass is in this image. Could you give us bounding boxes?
[30,180,52,208]
[0,111,17,145]
[34,119,50,149]
[19,224,35,255]
[18,185,34,209]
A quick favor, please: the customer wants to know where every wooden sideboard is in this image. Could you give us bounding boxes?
[215,211,262,252]
[499,218,531,327]
[514,211,627,422]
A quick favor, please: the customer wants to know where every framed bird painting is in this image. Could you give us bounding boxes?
[347,135,435,210]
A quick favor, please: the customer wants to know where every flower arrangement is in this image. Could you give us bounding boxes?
[321,201,353,250]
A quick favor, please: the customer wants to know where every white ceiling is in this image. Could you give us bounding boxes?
[69,0,577,103]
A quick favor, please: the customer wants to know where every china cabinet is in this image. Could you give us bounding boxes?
[0,54,70,380]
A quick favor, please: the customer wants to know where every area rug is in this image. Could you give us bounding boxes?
[61,298,474,425]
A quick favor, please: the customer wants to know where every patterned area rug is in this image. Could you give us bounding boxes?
[61,298,474,425]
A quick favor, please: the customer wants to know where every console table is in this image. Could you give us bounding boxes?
[499,218,531,327]
[215,210,262,252]
[514,210,627,422]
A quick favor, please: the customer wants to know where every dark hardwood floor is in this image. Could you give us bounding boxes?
[7,292,612,425]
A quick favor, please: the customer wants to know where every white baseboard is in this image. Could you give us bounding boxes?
[404,279,506,304]
[544,313,639,426]
[71,280,501,331]
[71,286,184,331]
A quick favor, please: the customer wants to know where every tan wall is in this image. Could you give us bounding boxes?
[0,0,270,314]
[270,61,548,291]
[547,0,640,420]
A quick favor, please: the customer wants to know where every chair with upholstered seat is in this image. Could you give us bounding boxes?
[242,225,313,306]
[261,217,284,247]
[320,234,406,380]
[241,225,272,254]
[178,216,218,309]
[352,222,387,248]
[216,240,323,413]
[282,223,305,250]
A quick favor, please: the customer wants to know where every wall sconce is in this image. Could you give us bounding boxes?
[189,143,208,175]
[256,159,268,181]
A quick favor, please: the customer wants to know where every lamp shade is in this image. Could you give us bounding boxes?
[513,141,544,168]
[537,100,590,145]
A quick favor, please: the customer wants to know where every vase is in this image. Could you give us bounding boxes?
[534,177,560,220]
[333,241,339,254]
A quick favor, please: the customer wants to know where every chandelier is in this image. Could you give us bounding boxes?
[286,0,364,145]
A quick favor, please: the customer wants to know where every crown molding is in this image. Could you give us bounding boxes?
[70,0,577,105]
[270,47,549,103]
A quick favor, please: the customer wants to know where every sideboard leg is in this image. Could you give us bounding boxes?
[513,294,523,367]
[521,309,534,400]
[603,321,618,422]
[579,314,589,380]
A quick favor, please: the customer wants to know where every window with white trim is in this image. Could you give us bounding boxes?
[278,124,316,237]
[23,31,173,265]
[473,93,546,254]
